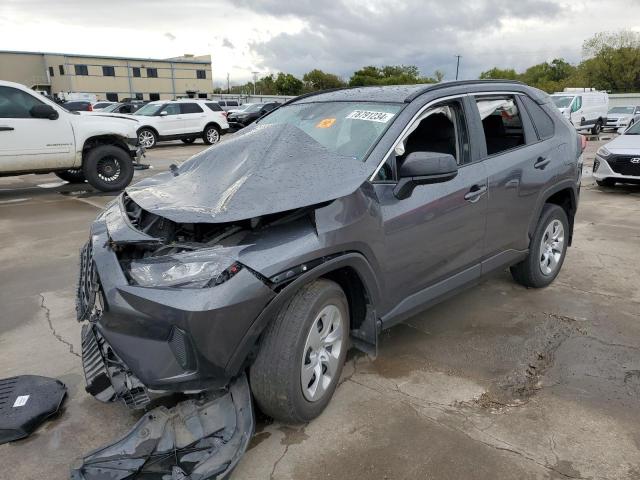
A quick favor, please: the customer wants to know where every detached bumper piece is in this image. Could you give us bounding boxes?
[81,324,150,409]
[70,373,254,480]
[0,375,66,445]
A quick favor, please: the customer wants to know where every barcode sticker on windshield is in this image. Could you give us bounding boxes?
[346,110,395,123]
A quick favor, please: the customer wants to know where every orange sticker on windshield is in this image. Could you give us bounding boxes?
[316,118,336,128]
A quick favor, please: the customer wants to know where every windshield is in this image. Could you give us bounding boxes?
[552,96,574,109]
[609,106,635,114]
[236,103,253,111]
[258,101,403,161]
[134,103,163,116]
[624,122,640,135]
[101,103,120,113]
[244,104,264,113]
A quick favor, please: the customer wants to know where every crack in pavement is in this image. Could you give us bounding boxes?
[39,293,81,358]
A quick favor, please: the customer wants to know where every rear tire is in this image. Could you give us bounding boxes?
[591,120,602,135]
[181,137,196,144]
[82,145,134,192]
[510,204,569,288]
[55,169,85,183]
[250,279,350,423]
[596,179,616,187]
[202,124,220,145]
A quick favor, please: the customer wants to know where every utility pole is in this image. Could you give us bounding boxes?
[251,71,259,96]
[226,73,230,94]
[454,55,462,81]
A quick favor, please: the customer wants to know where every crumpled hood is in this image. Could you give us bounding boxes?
[126,123,373,223]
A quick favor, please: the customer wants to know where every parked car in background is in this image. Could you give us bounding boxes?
[593,120,640,187]
[216,99,241,111]
[99,102,144,114]
[78,81,582,428]
[64,100,93,112]
[604,105,640,131]
[227,103,255,114]
[227,102,280,130]
[133,99,229,148]
[551,88,609,135]
[92,101,117,110]
[0,80,142,191]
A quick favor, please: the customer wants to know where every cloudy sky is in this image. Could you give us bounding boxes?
[1,0,639,86]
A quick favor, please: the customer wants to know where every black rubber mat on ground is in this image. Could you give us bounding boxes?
[0,375,67,444]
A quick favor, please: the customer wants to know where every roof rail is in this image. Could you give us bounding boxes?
[404,79,526,103]
[281,86,355,107]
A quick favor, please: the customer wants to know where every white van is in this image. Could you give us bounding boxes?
[550,88,609,135]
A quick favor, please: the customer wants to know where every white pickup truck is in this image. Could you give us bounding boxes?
[0,81,142,192]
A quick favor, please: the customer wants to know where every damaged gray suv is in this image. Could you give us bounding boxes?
[78,81,582,427]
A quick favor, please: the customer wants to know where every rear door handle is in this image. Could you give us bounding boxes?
[0,126,14,131]
[464,184,487,203]
[534,156,551,169]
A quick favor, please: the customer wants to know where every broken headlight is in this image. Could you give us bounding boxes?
[127,249,242,288]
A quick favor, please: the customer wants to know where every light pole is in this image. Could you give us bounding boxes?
[454,55,462,80]
[251,71,259,96]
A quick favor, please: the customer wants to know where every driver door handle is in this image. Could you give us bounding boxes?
[0,126,14,131]
[464,184,487,203]
[534,156,551,169]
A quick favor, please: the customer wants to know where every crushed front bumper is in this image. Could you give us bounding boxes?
[77,217,276,408]
[71,373,254,480]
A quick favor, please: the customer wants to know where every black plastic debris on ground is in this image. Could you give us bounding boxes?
[70,373,254,480]
[0,375,67,444]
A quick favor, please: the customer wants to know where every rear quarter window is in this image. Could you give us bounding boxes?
[205,102,223,112]
[521,96,555,140]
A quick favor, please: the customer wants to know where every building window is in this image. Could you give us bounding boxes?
[196,70,206,79]
[132,67,141,77]
[146,68,158,78]
[102,66,115,77]
[106,93,118,102]
[59,65,65,75]
[135,93,143,100]
[149,93,160,101]
[75,64,89,76]
[48,66,54,77]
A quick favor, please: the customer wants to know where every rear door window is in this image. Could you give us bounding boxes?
[180,103,204,114]
[475,96,525,156]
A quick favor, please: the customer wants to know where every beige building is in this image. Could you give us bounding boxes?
[0,50,213,101]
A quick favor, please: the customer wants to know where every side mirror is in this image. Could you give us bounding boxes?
[159,111,168,117]
[30,104,59,120]
[394,152,458,200]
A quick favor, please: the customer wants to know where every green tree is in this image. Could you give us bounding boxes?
[274,72,304,95]
[349,65,438,86]
[479,67,518,80]
[302,69,345,92]
[580,31,640,92]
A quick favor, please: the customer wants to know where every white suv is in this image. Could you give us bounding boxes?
[133,99,229,148]
[0,80,142,192]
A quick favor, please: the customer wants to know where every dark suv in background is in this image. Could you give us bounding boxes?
[227,102,280,130]
[78,80,582,425]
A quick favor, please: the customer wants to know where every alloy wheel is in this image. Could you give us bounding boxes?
[138,130,155,148]
[301,304,344,402]
[96,156,122,183]
[539,219,565,276]
[206,128,220,144]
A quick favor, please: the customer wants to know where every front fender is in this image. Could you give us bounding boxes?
[224,252,381,376]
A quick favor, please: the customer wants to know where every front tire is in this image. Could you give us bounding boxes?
[137,128,157,149]
[510,204,569,288]
[55,169,85,183]
[596,178,616,187]
[202,124,220,145]
[82,145,134,192]
[250,279,350,423]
